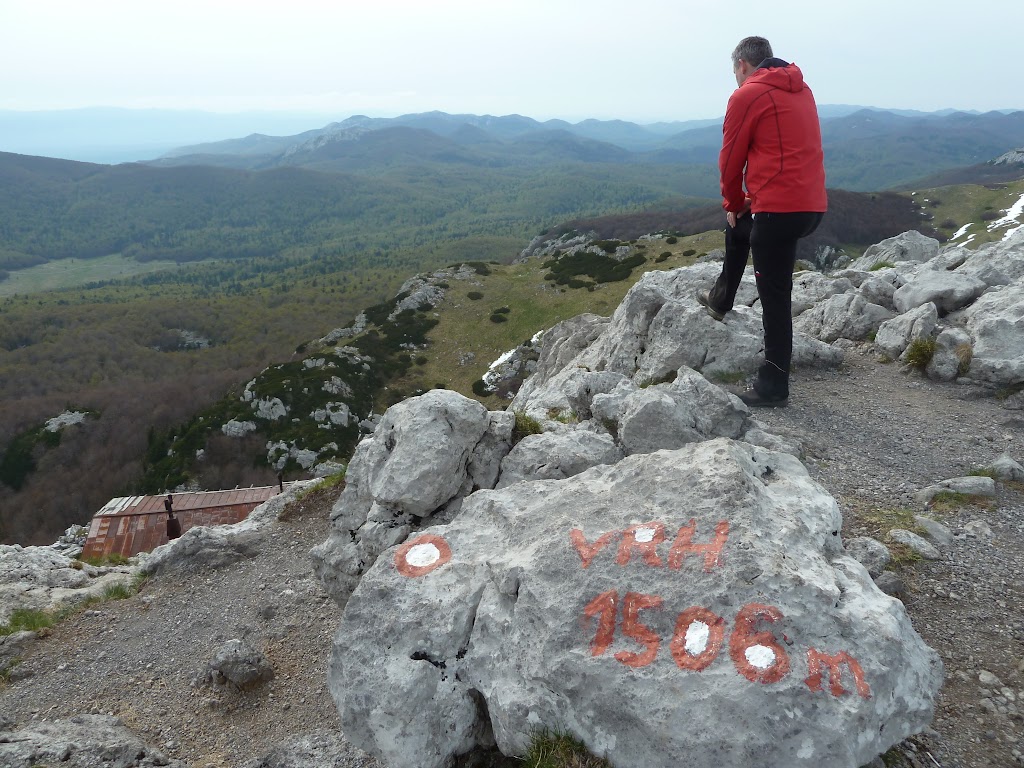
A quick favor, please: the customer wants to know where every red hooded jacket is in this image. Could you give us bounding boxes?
[719,60,827,214]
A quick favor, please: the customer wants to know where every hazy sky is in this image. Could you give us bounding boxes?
[1,0,1019,123]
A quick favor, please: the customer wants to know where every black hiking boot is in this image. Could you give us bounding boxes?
[696,289,726,322]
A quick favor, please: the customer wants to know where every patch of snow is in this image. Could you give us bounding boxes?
[987,191,1024,232]
[949,223,973,241]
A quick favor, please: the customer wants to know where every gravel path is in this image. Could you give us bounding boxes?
[1,347,1021,767]
[755,345,1024,768]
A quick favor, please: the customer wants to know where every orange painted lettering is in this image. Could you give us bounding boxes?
[570,529,619,568]
[729,603,791,684]
[670,606,726,671]
[805,649,871,699]
[668,519,729,572]
[614,592,663,668]
[583,590,618,657]
[616,522,667,568]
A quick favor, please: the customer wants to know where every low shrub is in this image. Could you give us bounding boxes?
[490,314,509,323]
[954,343,972,376]
[512,411,543,444]
[904,338,937,370]
[524,729,612,768]
[665,236,678,244]
[467,291,484,300]
[869,261,895,271]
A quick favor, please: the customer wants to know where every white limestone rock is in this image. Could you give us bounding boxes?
[925,327,973,382]
[989,453,1024,482]
[496,430,623,489]
[254,397,288,420]
[914,476,997,507]
[914,516,954,548]
[222,419,258,437]
[955,228,1024,287]
[322,440,942,768]
[0,545,134,626]
[791,272,856,316]
[959,277,1024,386]
[887,529,941,561]
[793,293,894,343]
[848,231,940,271]
[511,266,842,420]
[856,275,898,310]
[874,303,938,360]
[591,368,749,456]
[0,715,185,768]
[844,537,892,578]
[892,271,988,315]
[310,391,511,605]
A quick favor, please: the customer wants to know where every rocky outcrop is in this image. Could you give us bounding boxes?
[874,303,938,360]
[310,391,514,604]
[958,277,1024,386]
[848,231,940,271]
[0,545,134,626]
[510,264,842,422]
[0,714,185,768]
[319,438,942,768]
[892,271,987,315]
[793,293,893,343]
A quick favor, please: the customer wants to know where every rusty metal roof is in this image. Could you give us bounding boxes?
[94,485,287,518]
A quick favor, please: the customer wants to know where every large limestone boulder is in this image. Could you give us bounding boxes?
[848,231,940,271]
[874,303,938,360]
[0,714,185,768]
[321,440,943,768]
[794,293,894,343]
[791,272,856,316]
[892,271,988,315]
[959,277,1024,386]
[590,367,749,455]
[0,545,134,625]
[511,265,842,422]
[311,391,513,605]
[496,430,623,489]
[925,327,973,382]
[955,228,1024,287]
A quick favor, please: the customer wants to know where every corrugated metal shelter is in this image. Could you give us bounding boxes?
[82,486,285,559]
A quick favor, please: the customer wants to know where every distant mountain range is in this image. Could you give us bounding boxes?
[144,108,1024,193]
[2,105,1020,165]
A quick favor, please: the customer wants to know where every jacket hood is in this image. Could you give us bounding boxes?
[746,59,805,93]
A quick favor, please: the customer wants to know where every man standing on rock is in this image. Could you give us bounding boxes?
[697,36,827,407]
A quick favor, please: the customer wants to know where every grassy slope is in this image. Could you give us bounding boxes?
[910,178,1024,248]
[393,231,725,401]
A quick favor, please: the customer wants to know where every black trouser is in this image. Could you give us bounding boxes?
[708,211,824,398]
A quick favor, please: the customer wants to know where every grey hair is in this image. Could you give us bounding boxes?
[731,36,773,68]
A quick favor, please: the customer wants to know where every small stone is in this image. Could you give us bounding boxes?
[980,670,1004,687]
[888,529,941,560]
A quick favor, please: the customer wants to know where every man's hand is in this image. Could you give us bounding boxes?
[726,200,753,228]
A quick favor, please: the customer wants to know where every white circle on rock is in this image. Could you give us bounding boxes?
[684,621,710,656]
[745,644,776,669]
[634,526,657,543]
[406,543,441,568]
